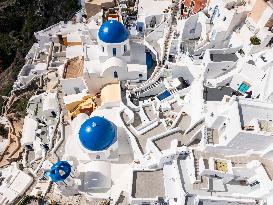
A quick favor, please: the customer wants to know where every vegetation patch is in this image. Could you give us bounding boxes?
[0,0,81,112]
[0,124,8,139]
[250,36,261,45]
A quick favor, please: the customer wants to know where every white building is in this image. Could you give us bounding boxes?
[13,0,273,204]
[0,163,33,205]
[83,20,148,95]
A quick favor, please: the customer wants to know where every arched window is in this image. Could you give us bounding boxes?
[114,71,118,78]
[124,45,127,53]
[102,46,104,52]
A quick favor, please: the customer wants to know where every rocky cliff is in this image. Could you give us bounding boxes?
[0,0,81,110]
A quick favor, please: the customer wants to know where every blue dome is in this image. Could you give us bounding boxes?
[98,20,129,43]
[49,161,71,182]
[79,116,116,151]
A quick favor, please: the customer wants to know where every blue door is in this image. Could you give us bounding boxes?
[238,82,250,93]
[113,48,117,56]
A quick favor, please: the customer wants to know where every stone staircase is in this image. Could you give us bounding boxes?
[135,77,164,98]
[131,0,182,98]
[161,0,180,63]
[206,128,214,145]
[169,87,179,95]
[194,157,200,178]
[205,69,236,88]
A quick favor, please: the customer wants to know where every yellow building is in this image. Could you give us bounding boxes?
[66,95,98,119]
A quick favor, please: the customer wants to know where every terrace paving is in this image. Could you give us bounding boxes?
[133,123,166,154]
[154,130,185,151]
[143,105,158,121]
[132,170,165,198]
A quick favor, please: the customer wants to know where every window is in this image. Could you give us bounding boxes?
[124,45,127,53]
[74,87,80,94]
[102,46,104,52]
[51,111,57,118]
[238,82,250,93]
[113,48,117,56]
[114,71,118,78]
[190,28,195,34]
[139,74,143,78]
[223,16,226,21]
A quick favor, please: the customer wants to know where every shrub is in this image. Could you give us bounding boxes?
[0,124,8,138]
[250,36,261,45]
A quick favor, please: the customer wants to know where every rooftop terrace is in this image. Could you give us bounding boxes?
[154,130,185,151]
[210,53,239,63]
[132,170,165,198]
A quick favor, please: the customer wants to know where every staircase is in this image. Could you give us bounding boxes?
[169,87,179,95]
[206,128,214,145]
[205,69,235,88]
[135,77,164,98]
[194,157,199,178]
[161,0,181,63]
[131,0,182,97]
[132,65,163,92]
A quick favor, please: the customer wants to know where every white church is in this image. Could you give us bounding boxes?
[83,19,148,95]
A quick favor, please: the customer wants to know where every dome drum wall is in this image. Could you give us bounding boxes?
[78,116,117,152]
[98,40,130,59]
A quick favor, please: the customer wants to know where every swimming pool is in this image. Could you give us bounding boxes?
[157,90,171,101]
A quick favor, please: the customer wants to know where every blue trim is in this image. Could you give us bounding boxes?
[49,161,71,182]
[146,52,154,70]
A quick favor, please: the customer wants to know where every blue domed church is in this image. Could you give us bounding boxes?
[61,111,133,196]
[54,19,140,199]
[83,20,148,95]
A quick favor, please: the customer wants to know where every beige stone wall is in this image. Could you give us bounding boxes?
[249,0,268,24]
[85,3,101,19]
[85,0,115,19]
[101,83,121,105]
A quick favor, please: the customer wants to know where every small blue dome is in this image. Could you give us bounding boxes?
[79,116,116,151]
[98,20,129,43]
[49,161,71,182]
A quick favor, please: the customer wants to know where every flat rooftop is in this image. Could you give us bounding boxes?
[210,53,238,62]
[238,99,273,127]
[154,130,185,151]
[63,57,83,79]
[203,86,235,101]
[143,105,158,121]
[134,123,166,154]
[132,170,165,198]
